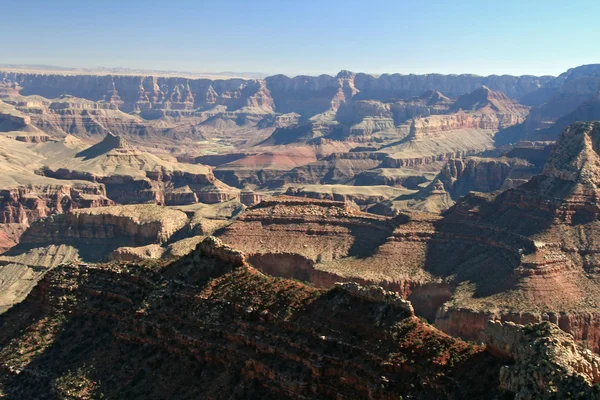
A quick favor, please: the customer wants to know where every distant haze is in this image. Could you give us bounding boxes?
[1,0,598,77]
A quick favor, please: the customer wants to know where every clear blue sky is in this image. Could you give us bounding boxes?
[1,0,598,76]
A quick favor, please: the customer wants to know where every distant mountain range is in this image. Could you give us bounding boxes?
[0,64,269,80]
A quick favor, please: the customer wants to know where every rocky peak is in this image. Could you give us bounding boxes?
[335,70,355,79]
[419,89,450,106]
[450,85,526,114]
[75,132,133,159]
[542,121,600,186]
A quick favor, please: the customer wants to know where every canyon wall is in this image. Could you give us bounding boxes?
[0,183,112,226]
[16,205,189,261]
[1,70,554,118]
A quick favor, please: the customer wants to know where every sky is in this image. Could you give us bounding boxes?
[1,0,599,77]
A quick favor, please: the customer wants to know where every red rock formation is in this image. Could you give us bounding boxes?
[0,238,508,399]
[0,183,112,226]
[0,231,15,253]
[218,196,396,263]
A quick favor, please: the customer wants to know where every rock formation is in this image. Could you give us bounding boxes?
[0,238,506,399]
[486,320,600,399]
[208,122,600,353]
[217,196,396,264]
[394,122,600,350]
[373,156,541,215]
[3,235,599,398]
[40,132,240,205]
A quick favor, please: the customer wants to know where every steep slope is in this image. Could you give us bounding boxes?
[0,238,500,399]
[1,237,599,399]
[0,204,191,313]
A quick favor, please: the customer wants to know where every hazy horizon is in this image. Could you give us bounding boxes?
[6,62,596,79]
[1,0,599,77]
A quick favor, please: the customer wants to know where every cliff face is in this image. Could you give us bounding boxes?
[366,156,533,216]
[3,67,596,155]
[0,183,112,226]
[435,156,538,200]
[19,204,188,252]
[1,72,272,114]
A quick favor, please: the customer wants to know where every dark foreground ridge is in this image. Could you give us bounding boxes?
[1,237,600,399]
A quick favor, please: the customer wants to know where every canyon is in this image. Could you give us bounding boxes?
[1,237,600,399]
[2,63,600,398]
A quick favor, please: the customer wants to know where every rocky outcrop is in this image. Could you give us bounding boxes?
[436,156,537,198]
[107,244,166,261]
[334,282,415,315]
[486,321,600,399]
[17,204,189,261]
[239,188,263,206]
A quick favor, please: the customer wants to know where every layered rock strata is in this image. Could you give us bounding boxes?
[39,132,240,205]
[0,239,507,399]
[217,197,396,262]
